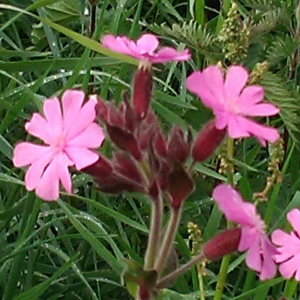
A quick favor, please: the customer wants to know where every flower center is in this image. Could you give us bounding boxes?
[52,134,66,152]
[226,99,240,114]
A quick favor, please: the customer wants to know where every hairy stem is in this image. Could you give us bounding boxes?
[154,206,182,276]
[144,195,163,270]
[157,251,205,289]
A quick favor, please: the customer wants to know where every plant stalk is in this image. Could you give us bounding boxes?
[157,251,205,288]
[213,137,234,300]
[154,205,182,276]
[144,195,163,270]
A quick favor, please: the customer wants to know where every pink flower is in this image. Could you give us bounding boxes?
[13,90,105,201]
[186,65,280,146]
[272,209,300,281]
[102,33,191,64]
[212,184,277,280]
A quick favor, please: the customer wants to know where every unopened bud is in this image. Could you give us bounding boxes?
[132,68,153,120]
[203,227,241,261]
[192,119,226,162]
[167,125,189,163]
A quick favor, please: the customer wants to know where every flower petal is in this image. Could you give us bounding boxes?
[35,159,60,201]
[245,235,261,272]
[24,150,55,190]
[102,34,132,55]
[238,85,264,107]
[212,184,256,226]
[65,97,98,141]
[259,237,277,280]
[25,113,54,144]
[186,69,224,110]
[287,209,300,236]
[43,97,63,136]
[152,48,191,63]
[239,118,280,145]
[240,103,279,117]
[65,146,99,170]
[13,142,51,167]
[227,116,251,138]
[224,66,249,99]
[136,34,159,53]
[62,89,85,137]
[68,123,105,148]
[56,152,73,194]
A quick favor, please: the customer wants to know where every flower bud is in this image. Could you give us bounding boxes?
[167,125,189,163]
[192,119,226,162]
[167,163,194,210]
[82,155,112,177]
[132,67,153,120]
[203,227,241,261]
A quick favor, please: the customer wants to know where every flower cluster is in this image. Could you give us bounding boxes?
[12,32,292,299]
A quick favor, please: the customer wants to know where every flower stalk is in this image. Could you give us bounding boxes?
[154,205,183,276]
[144,195,163,270]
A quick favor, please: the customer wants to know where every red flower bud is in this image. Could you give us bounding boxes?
[203,227,241,261]
[192,119,226,162]
[133,68,153,120]
[106,125,142,160]
[167,163,194,209]
[82,155,112,177]
[167,126,189,163]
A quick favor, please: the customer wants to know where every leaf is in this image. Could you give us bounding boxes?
[260,72,300,151]
[150,20,222,61]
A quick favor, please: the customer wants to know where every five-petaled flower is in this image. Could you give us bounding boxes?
[102,33,191,67]
[212,184,277,280]
[186,65,280,146]
[272,208,300,281]
[13,90,105,201]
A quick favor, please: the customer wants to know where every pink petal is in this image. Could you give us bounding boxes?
[186,67,225,108]
[152,48,191,63]
[136,34,159,54]
[238,85,264,107]
[64,97,98,141]
[25,113,54,144]
[245,235,261,271]
[35,159,60,201]
[240,103,279,117]
[238,227,258,251]
[272,229,292,246]
[239,118,280,145]
[259,237,277,280]
[201,66,226,105]
[278,255,300,279]
[24,150,55,190]
[212,184,256,225]
[287,209,300,236]
[43,97,63,136]
[65,146,99,170]
[214,111,229,129]
[68,123,105,148]
[13,142,52,167]
[62,89,85,137]
[56,152,73,194]
[227,116,251,138]
[224,66,249,99]
[102,34,131,55]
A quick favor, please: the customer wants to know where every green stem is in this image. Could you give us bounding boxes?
[157,251,205,288]
[144,195,163,270]
[198,265,206,300]
[154,206,182,276]
[213,137,234,300]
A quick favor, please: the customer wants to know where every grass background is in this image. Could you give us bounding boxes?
[1,0,300,299]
